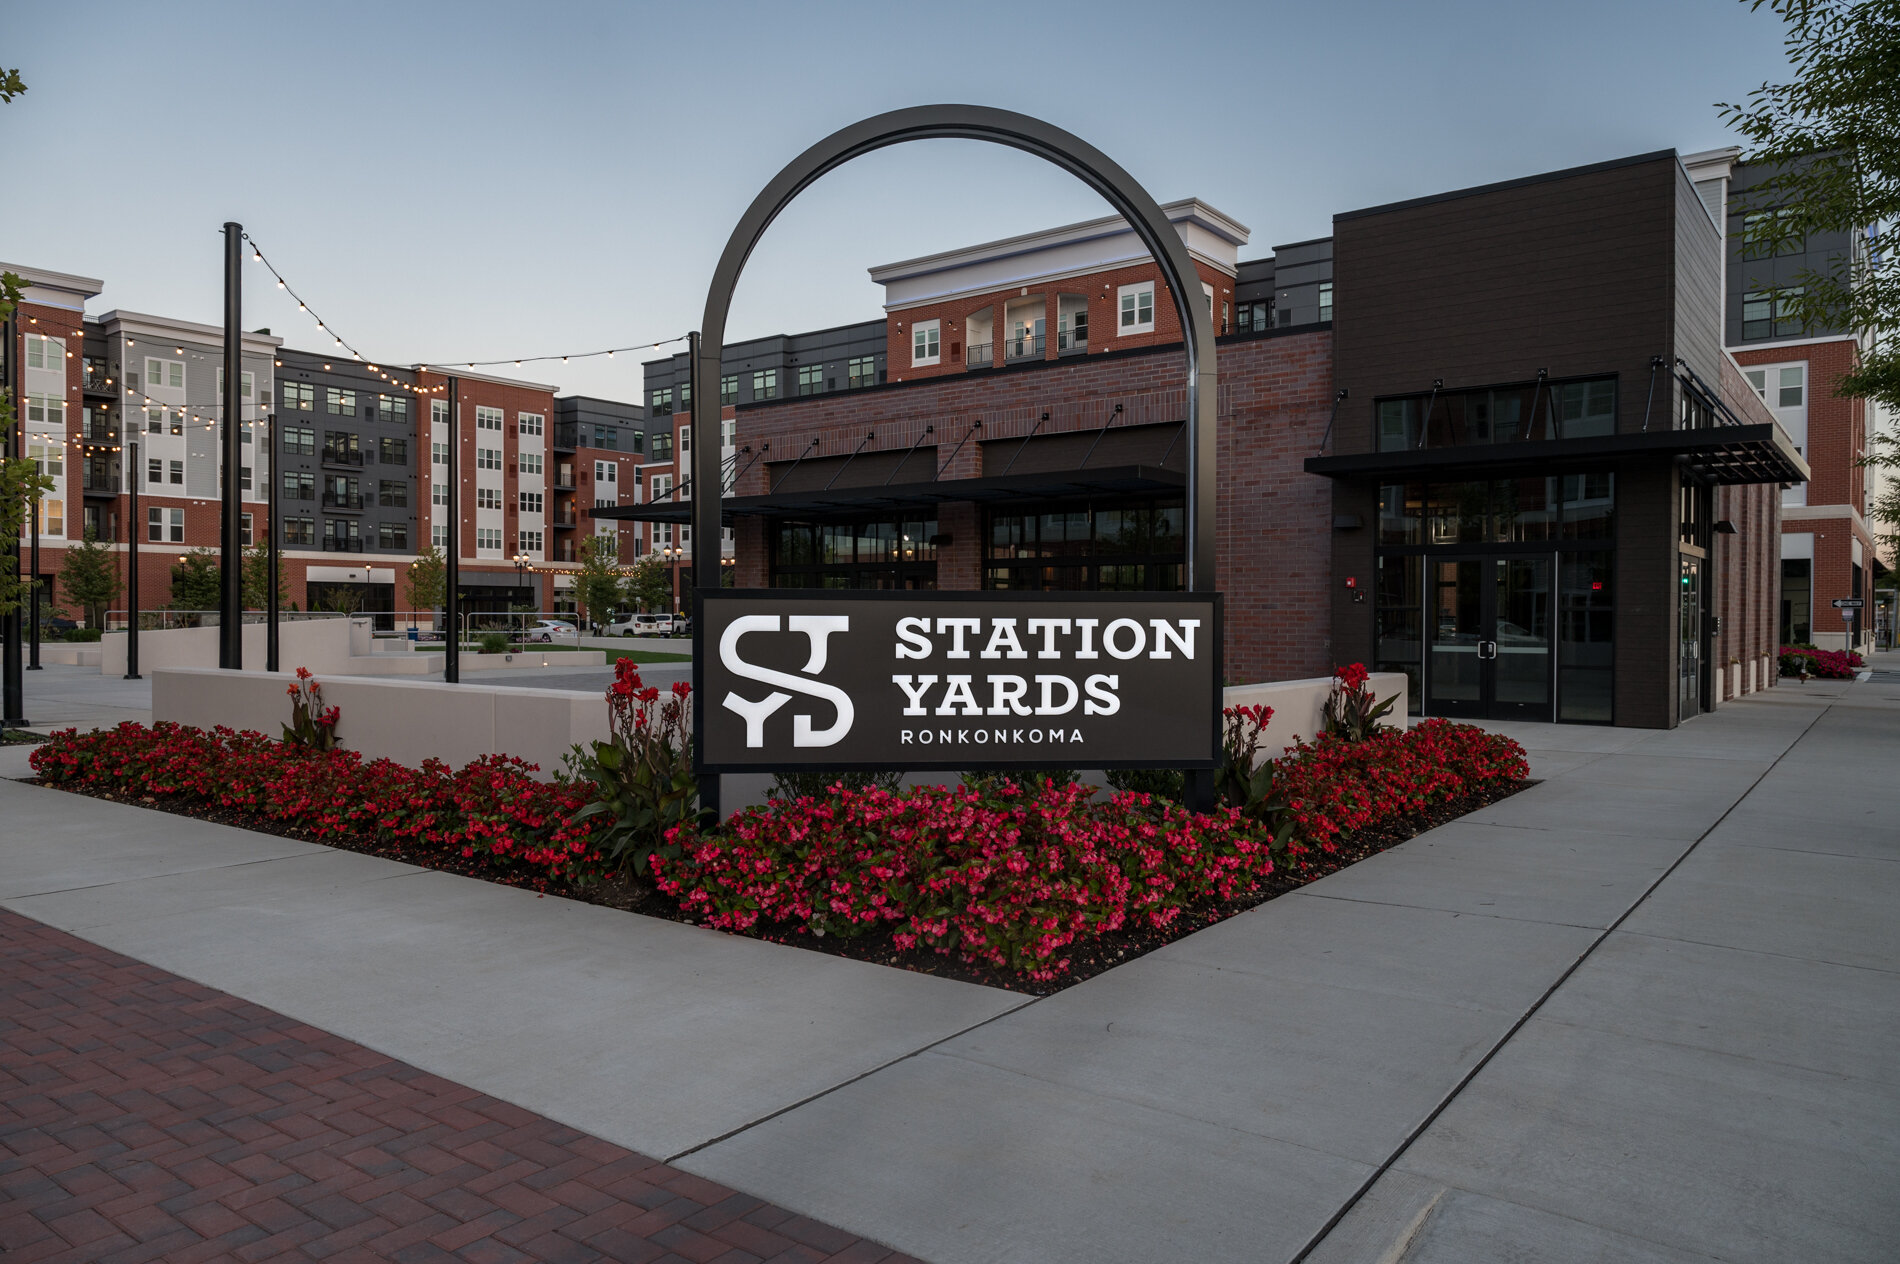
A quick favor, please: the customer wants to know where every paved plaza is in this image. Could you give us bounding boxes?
[2,663,1896,1261]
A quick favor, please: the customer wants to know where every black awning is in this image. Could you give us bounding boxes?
[1303,424,1809,487]
[594,463,1187,525]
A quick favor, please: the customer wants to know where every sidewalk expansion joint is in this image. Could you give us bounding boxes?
[1286,695,1837,1264]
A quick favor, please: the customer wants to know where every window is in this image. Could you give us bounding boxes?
[28,441,61,479]
[798,365,824,396]
[432,440,447,466]
[1742,208,1801,259]
[476,406,503,431]
[476,526,502,552]
[518,412,543,436]
[25,334,65,369]
[721,418,736,448]
[680,427,691,457]
[324,519,361,547]
[284,382,314,411]
[216,369,255,400]
[519,529,542,553]
[1234,299,1272,333]
[379,436,407,464]
[752,369,778,400]
[847,356,876,391]
[1781,557,1812,643]
[378,522,408,549]
[26,393,65,427]
[431,524,447,549]
[1318,282,1334,322]
[595,460,617,485]
[239,512,252,547]
[283,471,315,500]
[325,386,356,414]
[240,466,253,493]
[379,480,407,508]
[148,458,162,485]
[911,320,941,366]
[476,487,501,510]
[169,460,184,485]
[377,395,409,423]
[1377,377,1616,451]
[651,433,673,462]
[1742,288,1805,340]
[519,491,543,514]
[477,447,501,470]
[1117,283,1155,334]
[721,375,739,406]
[432,481,447,506]
[284,516,315,546]
[680,382,691,410]
[432,399,448,425]
[651,387,673,415]
[148,507,184,543]
[519,451,543,476]
[145,358,184,391]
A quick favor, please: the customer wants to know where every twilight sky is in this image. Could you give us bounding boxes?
[2,0,1793,402]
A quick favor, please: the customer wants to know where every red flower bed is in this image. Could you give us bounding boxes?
[1779,644,1863,679]
[29,722,610,886]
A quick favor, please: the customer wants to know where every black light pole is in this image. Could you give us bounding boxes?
[265,411,279,672]
[125,436,141,680]
[3,313,25,726]
[219,222,243,668]
[444,375,460,683]
[27,489,39,670]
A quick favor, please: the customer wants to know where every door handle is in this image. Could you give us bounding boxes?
[1479,640,1498,660]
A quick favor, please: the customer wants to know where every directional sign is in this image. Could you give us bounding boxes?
[1833,598,1865,609]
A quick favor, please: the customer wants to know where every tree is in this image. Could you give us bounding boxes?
[0,66,25,105]
[404,545,445,627]
[169,549,222,614]
[1,269,54,622]
[1718,0,1900,408]
[623,553,672,614]
[241,539,288,612]
[59,529,122,629]
[576,534,622,631]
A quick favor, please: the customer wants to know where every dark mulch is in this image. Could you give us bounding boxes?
[30,774,1529,997]
[1,730,47,746]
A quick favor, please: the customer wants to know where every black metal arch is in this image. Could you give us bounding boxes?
[689,104,1218,596]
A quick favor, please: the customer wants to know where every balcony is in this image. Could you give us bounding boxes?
[82,359,115,395]
[552,464,576,490]
[965,342,993,369]
[551,422,578,452]
[551,511,578,528]
[1005,333,1046,362]
[81,420,119,445]
[551,543,577,563]
[322,491,364,511]
[322,536,364,553]
[321,447,363,468]
[1057,329,1088,356]
[81,460,120,496]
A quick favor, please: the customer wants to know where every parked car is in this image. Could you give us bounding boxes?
[608,613,673,636]
[670,613,693,637]
[526,619,579,643]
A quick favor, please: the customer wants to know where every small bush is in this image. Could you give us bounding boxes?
[1104,767,1185,800]
[769,769,905,801]
[478,631,509,655]
[66,627,103,642]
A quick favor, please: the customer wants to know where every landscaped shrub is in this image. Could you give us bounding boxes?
[1779,644,1862,679]
[478,631,510,655]
[1320,662,1397,741]
[565,658,696,876]
[282,666,340,751]
[769,769,905,801]
[30,722,610,887]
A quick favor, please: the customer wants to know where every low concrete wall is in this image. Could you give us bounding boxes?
[152,668,609,777]
[461,650,607,671]
[35,644,102,667]
[1222,672,1408,762]
[102,617,366,677]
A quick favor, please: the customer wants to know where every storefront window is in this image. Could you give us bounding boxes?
[1376,377,1616,451]
[771,516,937,588]
[1376,554,1424,712]
[1780,558,1812,644]
[984,498,1184,591]
[1559,553,1614,722]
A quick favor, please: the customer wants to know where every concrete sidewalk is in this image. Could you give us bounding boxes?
[2,676,1895,1262]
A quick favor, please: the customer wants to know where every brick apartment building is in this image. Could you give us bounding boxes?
[3,264,659,627]
[614,157,1810,729]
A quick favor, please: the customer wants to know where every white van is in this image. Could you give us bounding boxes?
[609,613,674,637]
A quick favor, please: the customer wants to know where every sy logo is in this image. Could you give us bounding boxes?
[719,614,854,748]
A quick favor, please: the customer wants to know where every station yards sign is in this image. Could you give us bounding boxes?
[695,592,1223,772]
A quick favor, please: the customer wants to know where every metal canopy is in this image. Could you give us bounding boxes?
[1302,424,1810,487]
[599,463,1185,525]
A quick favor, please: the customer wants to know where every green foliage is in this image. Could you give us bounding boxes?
[405,545,446,618]
[64,627,102,643]
[0,67,24,104]
[241,540,289,611]
[1719,0,1900,409]
[283,671,340,751]
[58,529,122,629]
[958,768,1080,797]
[769,769,906,801]
[576,533,622,629]
[478,631,509,654]
[1319,665,1399,742]
[1104,766,1186,800]
[567,662,697,877]
[623,553,672,613]
[1213,706,1296,854]
[169,548,222,612]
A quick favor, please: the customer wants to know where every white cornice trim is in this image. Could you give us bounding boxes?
[1783,503,1870,536]
[414,364,560,394]
[0,262,104,305]
[1728,332,1862,355]
[882,252,1235,314]
[869,197,1250,283]
[97,310,282,353]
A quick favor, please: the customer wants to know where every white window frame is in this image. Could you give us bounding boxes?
[520,451,543,476]
[1746,362,1809,506]
[145,357,185,392]
[1118,283,1155,335]
[26,334,65,370]
[911,319,941,367]
[518,412,544,436]
[595,460,617,485]
[476,406,504,431]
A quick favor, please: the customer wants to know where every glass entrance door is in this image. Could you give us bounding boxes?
[1679,556,1702,720]
[1427,556,1554,719]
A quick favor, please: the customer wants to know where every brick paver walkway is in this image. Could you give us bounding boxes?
[0,909,919,1264]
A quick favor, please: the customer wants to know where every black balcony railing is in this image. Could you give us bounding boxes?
[551,512,578,527]
[552,466,576,489]
[965,342,992,368]
[322,536,364,553]
[322,491,364,510]
[82,360,114,393]
[1057,329,1088,355]
[1005,333,1045,361]
[321,447,363,467]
